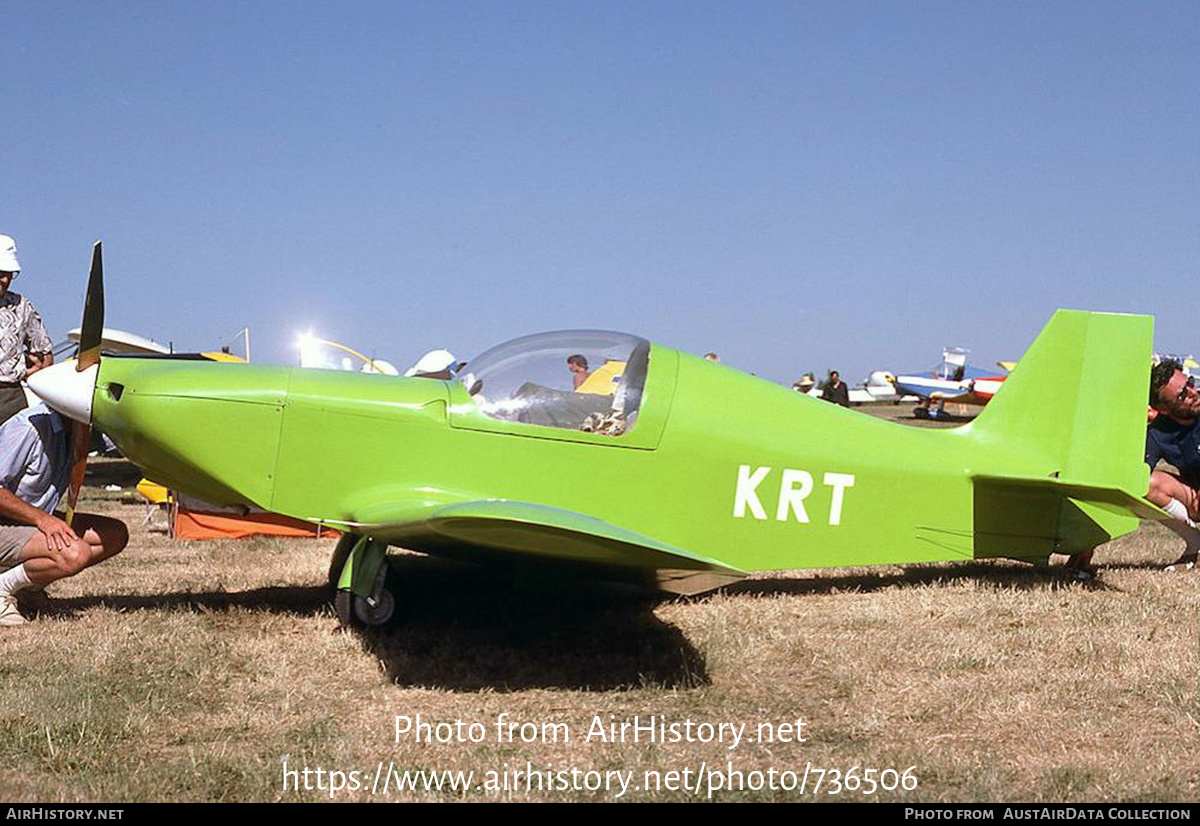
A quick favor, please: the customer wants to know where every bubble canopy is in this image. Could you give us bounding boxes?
[457,330,651,435]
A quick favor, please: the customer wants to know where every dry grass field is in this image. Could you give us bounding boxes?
[0,404,1195,803]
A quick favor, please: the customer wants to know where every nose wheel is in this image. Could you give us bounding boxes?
[334,582,395,627]
[332,535,396,627]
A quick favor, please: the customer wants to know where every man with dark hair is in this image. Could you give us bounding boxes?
[567,354,590,390]
[821,370,851,408]
[1143,359,1200,570]
[1071,359,1200,576]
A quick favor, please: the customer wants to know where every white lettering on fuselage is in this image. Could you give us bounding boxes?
[734,465,856,526]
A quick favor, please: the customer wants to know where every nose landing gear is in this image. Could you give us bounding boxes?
[331,534,396,627]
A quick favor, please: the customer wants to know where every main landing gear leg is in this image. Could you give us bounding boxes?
[333,535,396,627]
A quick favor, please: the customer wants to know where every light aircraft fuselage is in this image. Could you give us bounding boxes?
[72,309,1153,587]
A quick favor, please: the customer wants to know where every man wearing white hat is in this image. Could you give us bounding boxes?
[0,235,53,426]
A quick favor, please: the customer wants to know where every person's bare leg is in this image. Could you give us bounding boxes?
[19,513,127,585]
[1148,471,1199,520]
[1146,472,1200,569]
[0,514,128,622]
[1145,472,1199,568]
[1065,548,1095,579]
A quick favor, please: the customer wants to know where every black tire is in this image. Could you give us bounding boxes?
[355,587,395,626]
[334,586,396,628]
[334,588,354,627]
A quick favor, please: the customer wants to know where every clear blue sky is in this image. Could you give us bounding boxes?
[5,1,1197,383]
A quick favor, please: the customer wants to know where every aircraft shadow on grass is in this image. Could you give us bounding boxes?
[41,555,710,692]
[37,551,1148,690]
[722,561,1120,598]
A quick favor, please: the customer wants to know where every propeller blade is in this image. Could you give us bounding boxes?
[66,241,104,526]
[64,419,91,528]
[76,241,104,372]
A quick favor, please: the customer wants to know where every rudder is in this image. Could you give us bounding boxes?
[965,311,1154,557]
[968,310,1153,497]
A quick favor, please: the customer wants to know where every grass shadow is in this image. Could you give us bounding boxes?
[39,584,332,617]
[1095,560,1195,573]
[38,554,710,694]
[718,560,1122,598]
[357,555,709,692]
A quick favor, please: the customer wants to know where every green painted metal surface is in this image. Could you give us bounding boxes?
[91,310,1154,583]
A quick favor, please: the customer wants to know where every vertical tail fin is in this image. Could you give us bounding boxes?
[970,310,1153,495]
[965,311,1154,556]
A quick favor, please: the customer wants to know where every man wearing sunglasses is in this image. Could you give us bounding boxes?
[0,235,54,426]
[1144,359,1200,571]
[1070,359,1200,576]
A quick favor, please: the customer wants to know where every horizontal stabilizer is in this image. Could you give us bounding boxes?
[963,310,1154,558]
[973,474,1167,521]
[971,473,1160,558]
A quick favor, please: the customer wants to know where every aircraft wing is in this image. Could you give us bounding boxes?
[315,500,745,595]
[891,377,973,401]
[65,326,170,356]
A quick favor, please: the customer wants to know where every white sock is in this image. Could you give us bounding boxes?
[0,564,34,596]
[1163,498,1197,528]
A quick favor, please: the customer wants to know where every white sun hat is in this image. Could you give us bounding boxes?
[0,235,20,272]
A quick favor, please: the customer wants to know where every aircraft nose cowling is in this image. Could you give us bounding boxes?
[26,361,98,424]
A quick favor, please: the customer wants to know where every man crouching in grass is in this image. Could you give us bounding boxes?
[0,402,127,626]
[1069,359,1200,577]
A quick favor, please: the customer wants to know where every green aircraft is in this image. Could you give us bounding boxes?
[30,244,1163,626]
